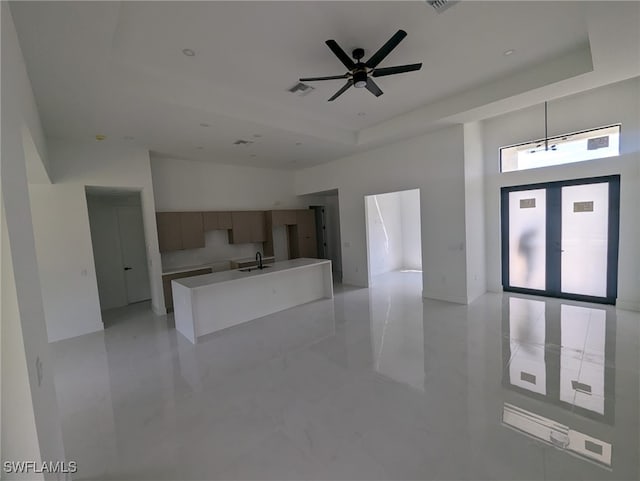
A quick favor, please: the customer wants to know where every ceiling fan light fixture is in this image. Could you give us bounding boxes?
[353,71,368,88]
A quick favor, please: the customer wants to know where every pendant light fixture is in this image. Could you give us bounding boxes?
[529,101,557,154]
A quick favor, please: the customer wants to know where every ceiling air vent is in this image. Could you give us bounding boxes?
[233,139,254,146]
[426,0,458,13]
[288,82,315,97]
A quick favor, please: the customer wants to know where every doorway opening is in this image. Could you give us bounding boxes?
[297,189,343,282]
[365,189,422,286]
[501,175,620,304]
[86,188,151,321]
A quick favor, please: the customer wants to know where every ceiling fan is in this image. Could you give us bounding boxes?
[300,30,422,101]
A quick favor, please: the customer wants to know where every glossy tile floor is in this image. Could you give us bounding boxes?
[51,271,640,480]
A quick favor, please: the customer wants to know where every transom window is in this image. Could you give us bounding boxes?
[500,124,621,173]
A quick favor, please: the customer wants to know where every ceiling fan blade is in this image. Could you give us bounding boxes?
[372,63,422,77]
[365,78,383,97]
[325,40,356,70]
[365,30,407,69]
[299,74,348,82]
[328,80,354,101]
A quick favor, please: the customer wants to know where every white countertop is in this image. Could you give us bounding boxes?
[229,255,275,263]
[173,258,331,289]
[162,262,223,276]
[162,256,276,276]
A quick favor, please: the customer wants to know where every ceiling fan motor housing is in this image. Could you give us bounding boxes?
[352,48,365,60]
[353,69,368,88]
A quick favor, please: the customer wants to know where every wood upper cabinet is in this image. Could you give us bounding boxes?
[203,211,233,231]
[156,212,204,252]
[229,211,266,244]
[251,211,266,242]
[156,212,183,252]
[218,211,232,229]
[180,212,205,249]
[271,210,297,226]
[202,212,218,231]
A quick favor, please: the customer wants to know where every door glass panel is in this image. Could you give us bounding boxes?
[508,189,546,290]
[561,183,608,297]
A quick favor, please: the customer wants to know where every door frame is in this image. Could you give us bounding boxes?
[500,175,620,305]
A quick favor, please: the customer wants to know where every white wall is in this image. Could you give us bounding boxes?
[30,139,165,337]
[400,189,422,270]
[151,155,314,269]
[295,125,468,303]
[483,77,640,311]
[151,155,305,211]
[1,2,65,474]
[366,192,404,277]
[464,122,487,303]
[29,185,104,341]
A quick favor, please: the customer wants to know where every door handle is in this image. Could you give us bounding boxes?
[124,267,132,271]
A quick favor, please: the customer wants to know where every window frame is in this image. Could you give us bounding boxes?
[499,124,621,173]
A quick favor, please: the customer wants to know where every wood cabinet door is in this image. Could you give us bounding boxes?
[156,212,182,252]
[180,212,205,249]
[203,211,233,231]
[202,211,219,231]
[229,211,252,244]
[251,211,266,242]
[271,210,297,226]
[218,211,232,229]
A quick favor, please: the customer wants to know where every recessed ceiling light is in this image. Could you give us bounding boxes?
[503,49,515,56]
[182,48,196,57]
[199,123,210,127]
[95,134,106,141]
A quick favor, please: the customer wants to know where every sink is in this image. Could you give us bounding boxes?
[239,265,272,272]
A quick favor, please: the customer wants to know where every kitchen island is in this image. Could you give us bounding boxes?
[172,258,333,343]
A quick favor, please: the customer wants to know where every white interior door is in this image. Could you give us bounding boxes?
[88,202,128,309]
[561,182,609,297]
[117,205,151,303]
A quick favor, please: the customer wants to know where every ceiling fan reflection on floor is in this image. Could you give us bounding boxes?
[299,29,422,101]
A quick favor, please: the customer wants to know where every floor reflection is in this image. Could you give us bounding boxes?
[502,295,615,422]
[369,271,425,391]
[502,403,612,467]
[500,294,629,474]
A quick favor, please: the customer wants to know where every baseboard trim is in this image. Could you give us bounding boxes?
[616,299,640,312]
[342,277,367,288]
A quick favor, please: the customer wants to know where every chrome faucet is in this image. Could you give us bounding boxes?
[255,251,263,270]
